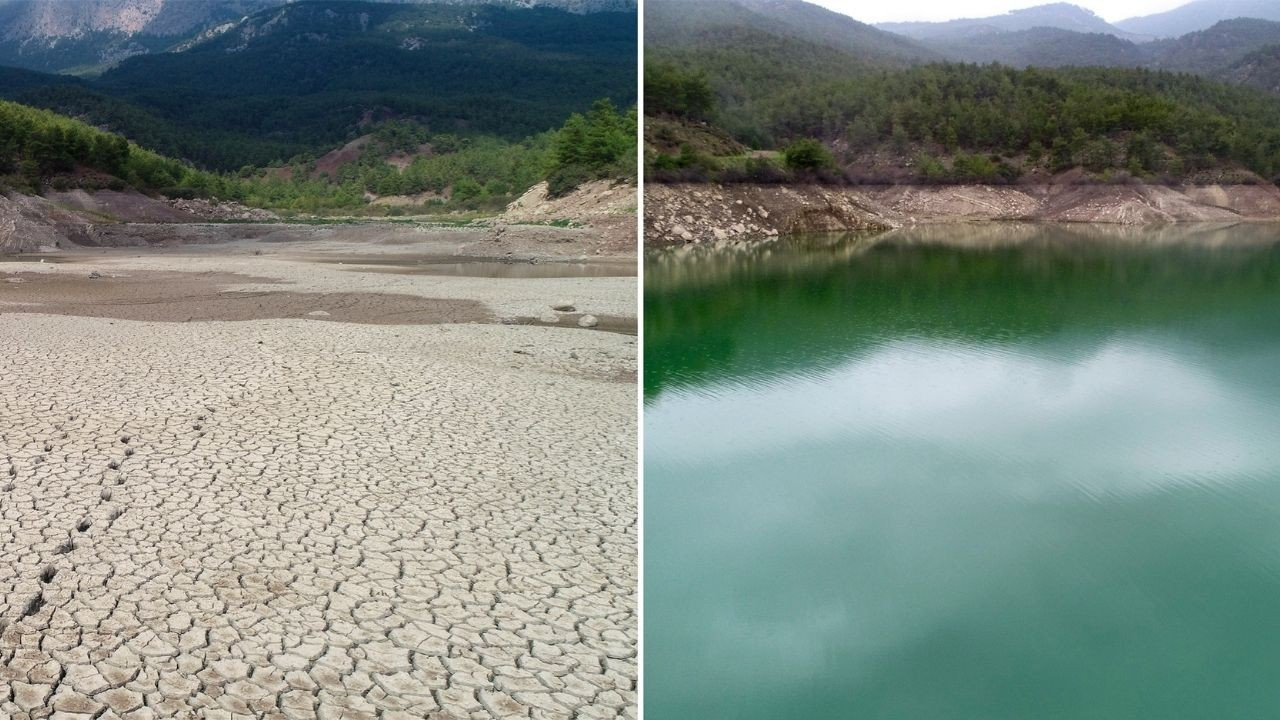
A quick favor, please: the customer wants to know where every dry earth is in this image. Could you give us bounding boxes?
[645,182,1280,246]
[0,225,637,719]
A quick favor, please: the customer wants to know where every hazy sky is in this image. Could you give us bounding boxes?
[814,0,1190,24]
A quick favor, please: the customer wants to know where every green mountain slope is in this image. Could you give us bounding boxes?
[1223,45,1280,94]
[911,16,1280,90]
[1147,18,1280,74]
[646,0,929,145]
[646,0,931,63]
[878,3,1138,40]
[0,98,222,194]
[1116,0,1280,38]
[2,1,636,170]
[926,27,1148,67]
[646,0,1280,185]
[0,0,634,73]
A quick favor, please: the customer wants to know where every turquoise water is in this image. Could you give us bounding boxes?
[644,224,1280,719]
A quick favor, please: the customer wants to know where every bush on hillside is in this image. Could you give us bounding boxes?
[783,138,833,171]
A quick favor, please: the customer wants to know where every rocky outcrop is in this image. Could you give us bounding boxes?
[644,185,890,246]
[165,197,278,222]
[0,194,92,253]
[502,179,638,253]
[1,190,279,253]
[645,182,1280,246]
[504,179,637,223]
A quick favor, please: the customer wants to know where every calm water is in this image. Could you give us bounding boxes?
[644,224,1280,719]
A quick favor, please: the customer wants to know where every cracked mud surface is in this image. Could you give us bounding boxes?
[0,231,636,718]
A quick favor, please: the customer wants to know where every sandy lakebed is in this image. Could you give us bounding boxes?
[0,222,637,719]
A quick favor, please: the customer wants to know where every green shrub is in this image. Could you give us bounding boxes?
[783,138,833,171]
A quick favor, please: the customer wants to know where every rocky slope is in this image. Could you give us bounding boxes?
[502,179,637,253]
[0,190,276,253]
[644,182,1280,246]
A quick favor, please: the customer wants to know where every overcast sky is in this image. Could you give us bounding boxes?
[813,0,1190,24]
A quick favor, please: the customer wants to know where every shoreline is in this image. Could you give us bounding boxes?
[644,182,1280,247]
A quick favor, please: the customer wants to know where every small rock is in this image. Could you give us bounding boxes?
[578,315,599,328]
[306,310,331,317]
[88,271,102,279]
[552,301,575,312]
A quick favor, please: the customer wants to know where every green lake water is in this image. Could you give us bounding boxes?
[644,223,1280,719]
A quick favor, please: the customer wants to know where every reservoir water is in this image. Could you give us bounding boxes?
[644,224,1280,719]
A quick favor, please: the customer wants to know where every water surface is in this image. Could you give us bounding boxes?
[315,256,635,278]
[644,223,1280,719]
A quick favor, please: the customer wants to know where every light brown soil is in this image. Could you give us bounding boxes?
[645,182,1280,246]
[0,269,492,325]
[502,179,638,254]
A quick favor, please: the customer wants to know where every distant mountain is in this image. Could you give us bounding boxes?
[926,27,1148,66]
[648,0,933,65]
[4,1,636,168]
[0,0,634,73]
[909,15,1280,90]
[644,0,1280,185]
[1223,44,1280,93]
[1146,17,1280,73]
[0,0,275,40]
[729,0,934,62]
[0,0,279,72]
[646,0,934,145]
[1116,0,1280,38]
[877,3,1140,41]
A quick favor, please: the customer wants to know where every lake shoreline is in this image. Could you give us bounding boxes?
[644,182,1280,247]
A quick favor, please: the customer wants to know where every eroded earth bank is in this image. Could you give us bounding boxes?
[0,193,637,720]
[645,182,1280,245]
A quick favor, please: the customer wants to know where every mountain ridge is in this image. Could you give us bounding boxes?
[1116,0,1280,38]
[876,3,1144,41]
[0,0,635,72]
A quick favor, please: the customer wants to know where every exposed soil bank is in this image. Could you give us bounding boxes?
[645,182,1280,246]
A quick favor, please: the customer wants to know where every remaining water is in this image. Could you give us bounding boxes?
[315,256,635,278]
[644,224,1280,720]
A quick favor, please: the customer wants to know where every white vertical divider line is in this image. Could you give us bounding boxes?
[635,0,646,715]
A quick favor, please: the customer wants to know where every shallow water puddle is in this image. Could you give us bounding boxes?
[315,256,636,278]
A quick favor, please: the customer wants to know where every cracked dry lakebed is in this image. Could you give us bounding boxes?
[0,233,637,719]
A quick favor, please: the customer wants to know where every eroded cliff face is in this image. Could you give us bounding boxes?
[644,183,1280,246]
[0,194,90,253]
[0,190,277,253]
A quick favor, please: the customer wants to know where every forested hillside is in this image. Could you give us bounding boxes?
[0,0,636,73]
[0,93,634,213]
[2,1,636,170]
[646,0,1280,186]
[925,28,1147,67]
[1115,0,1280,38]
[243,98,636,211]
[0,99,230,195]
[645,0,931,66]
[895,16,1280,82]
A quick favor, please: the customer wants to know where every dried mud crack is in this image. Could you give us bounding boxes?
[0,312,637,719]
